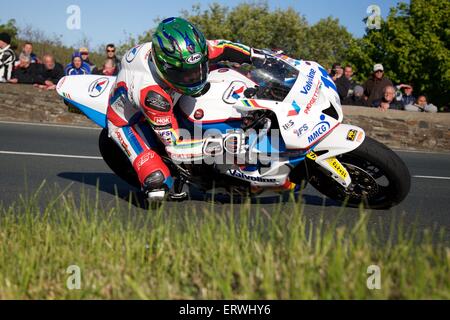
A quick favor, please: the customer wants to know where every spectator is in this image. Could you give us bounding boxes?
[94,58,118,76]
[9,53,40,84]
[65,52,91,75]
[0,32,16,82]
[342,85,366,106]
[330,63,351,101]
[396,84,416,106]
[404,95,438,113]
[344,65,354,81]
[344,65,358,97]
[22,42,39,64]
[79,47,97,73]
[106,43,121,70]
[363,64,393,107]
[371,85,404,111]
[35,54,64,90]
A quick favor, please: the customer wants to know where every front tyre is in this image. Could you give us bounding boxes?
[306,137,411,209]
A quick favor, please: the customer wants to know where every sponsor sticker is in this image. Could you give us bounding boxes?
[357,131,364,143]
[186,53,203,64]
[137,152,154,170]
[307,115,331,144]
[88,77,110,98]
[347,129,358,141]
[229,170,277,183]
[300,69,317,95]
[126,45,142,63]
[288,100,302,117]
[294,124,309,137]
[304,81,321,115]
[326,157,349,180]
[282,120,294,131]
[152,116,171,126]
[307,151,317,161]
[223,81,247,104]
[116,132,131,157]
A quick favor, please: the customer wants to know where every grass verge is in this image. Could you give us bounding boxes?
[0,184,448,299]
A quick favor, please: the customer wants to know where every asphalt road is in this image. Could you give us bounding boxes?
[0,121,449,241]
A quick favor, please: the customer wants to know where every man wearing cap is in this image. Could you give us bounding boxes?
[363,63,393,107]
[79,47,97,73]
[0,32,16,83]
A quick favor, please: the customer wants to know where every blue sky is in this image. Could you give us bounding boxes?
[1,0,405,49]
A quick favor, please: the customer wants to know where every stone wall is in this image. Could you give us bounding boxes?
[0,84,449,152]
[342,106,450,152]
[0,83,95,127]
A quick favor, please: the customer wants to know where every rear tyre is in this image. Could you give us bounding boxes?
[300,137,411,209]
[98,128,140,189]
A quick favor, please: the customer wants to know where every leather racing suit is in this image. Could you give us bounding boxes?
[107,40,253,192]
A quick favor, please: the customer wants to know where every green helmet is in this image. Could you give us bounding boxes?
[151,17,209,96]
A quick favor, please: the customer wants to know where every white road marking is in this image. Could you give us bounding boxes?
[395,149,450,156]
[0,151,102,160]
[413,175,450,181]
[0,120,100,130]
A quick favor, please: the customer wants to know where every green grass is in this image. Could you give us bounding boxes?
[0,183,448,300]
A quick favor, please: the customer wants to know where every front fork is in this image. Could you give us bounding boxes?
[307,124,366,188]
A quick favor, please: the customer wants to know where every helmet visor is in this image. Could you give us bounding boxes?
[164,60,208,88]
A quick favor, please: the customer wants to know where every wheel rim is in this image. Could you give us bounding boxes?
[335,154,391,204]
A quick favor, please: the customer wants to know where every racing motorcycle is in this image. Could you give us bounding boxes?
[56,50,411,209]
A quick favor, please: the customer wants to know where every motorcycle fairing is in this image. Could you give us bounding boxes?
[57,75,116,128]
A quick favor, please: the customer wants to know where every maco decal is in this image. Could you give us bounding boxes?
[307,115,331,144]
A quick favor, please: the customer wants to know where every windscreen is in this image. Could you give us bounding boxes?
[227,52,300,102]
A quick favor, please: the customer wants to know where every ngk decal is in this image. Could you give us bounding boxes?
[153,116,171,126]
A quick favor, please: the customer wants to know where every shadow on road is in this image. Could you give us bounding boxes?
[57,172,149,209]
[57,172,340,208]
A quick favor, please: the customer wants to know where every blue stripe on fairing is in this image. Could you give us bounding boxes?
[65,98,107,128]
[123,126,144,154]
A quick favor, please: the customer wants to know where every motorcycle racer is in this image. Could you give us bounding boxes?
[107,17,264,201]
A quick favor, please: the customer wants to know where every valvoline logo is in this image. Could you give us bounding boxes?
[300,69,316,95]
[308,115,331,144]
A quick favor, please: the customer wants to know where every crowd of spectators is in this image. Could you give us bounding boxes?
[329,62,439,113]
[0,31,445,112]
[0,32,120,90]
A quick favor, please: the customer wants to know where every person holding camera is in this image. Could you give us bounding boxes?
[329,63,351,101]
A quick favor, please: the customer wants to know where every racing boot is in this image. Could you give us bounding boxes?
[142,170,168,202]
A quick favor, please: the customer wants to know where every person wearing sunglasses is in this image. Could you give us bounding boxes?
[79,47,97,74]
[362,63,393,107]
[106,44,121,71]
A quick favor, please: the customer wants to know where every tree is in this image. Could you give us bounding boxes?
[0,19,19,49]
[303,17,354,67]
[347,0,450,106]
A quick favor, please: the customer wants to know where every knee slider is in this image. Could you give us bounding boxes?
[143,170,165,190]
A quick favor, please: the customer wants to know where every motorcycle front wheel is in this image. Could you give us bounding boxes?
[300,137,411,209]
